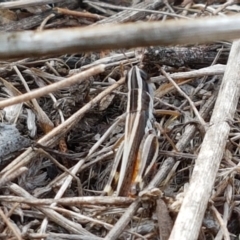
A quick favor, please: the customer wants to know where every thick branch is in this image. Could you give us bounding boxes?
[1,15,240,59]
[144,45,229,69]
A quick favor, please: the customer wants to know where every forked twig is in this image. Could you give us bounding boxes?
[0,207,22,240]
[104,199,141,240]
[160,67,206,128]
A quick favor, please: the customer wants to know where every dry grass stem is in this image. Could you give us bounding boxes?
[0,64,105,109]
[160,67,206,127]
[0,207,22,240]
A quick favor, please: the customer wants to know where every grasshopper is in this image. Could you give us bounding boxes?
[103,66,159,197]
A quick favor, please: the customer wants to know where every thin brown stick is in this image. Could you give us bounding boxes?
[104,199,141,240]
[54,7,105,20]
[36,148,83,196]
[0,208,22,240]
[160,67,206,128]
[211,205,230,240]
[0,64,105,109]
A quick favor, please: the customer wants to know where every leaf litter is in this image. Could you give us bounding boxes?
[0,0,240,239]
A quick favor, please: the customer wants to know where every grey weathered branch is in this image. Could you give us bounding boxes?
[1,15,240,59]
[144,45,229,68]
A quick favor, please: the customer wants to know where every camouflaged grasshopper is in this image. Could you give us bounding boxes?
[103,66,159,197]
